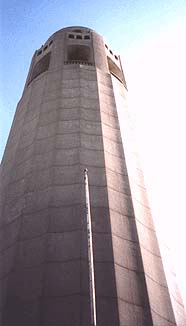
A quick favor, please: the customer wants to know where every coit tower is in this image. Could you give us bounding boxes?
[0,26,186,326]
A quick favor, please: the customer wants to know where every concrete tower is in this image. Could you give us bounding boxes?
[0,26,186,326]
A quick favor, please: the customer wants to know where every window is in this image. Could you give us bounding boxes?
[84,35,90,40]
[114,55,118,60]
[30,52,51,83]
[105,44,108,49]
[67,45,90,62]
[37,50,42,56]
[109,50,113,55]
[44,45,48,51]
[68,34,74,39]
[76,35,82,40]
[107,56,123,83]
[49,40,53,46]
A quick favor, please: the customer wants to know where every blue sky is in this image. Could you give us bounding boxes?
[1,0,186,308]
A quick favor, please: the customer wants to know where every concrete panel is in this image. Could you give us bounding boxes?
[43,87,62,102]
[39,109,58,125]
[95,262,117,297]
[80,120,102,135]
[3,301,40,326]
[17,236,46,267]
[20,209,49,240]
[2,196,25,224]
[58,120,79,134]
[137,221,161,256]
[141,247,169,286]
[53,165,80,185]
[0,246,16,278]
[29,80,45,109]
[37,123,57,139]
[40,98,61,113]
[42,296,81,326]
[118,299,149,326]
[23,188,51,214]
[51,184,82,206]
[24,106,40,122]
[81,134,103,150]
[102,123,122,142]
[10,159,31,182]
[112,235,143,271]
[151,309,177,326]
[103,137,124,158]
[96,297,120,326]
[48,205,83,232]
[0,218,20,251]
[62,87,80,98]
[82,166,106,186]
[34,136,56,155]
[56,134,80,148]
[44,261,80,296]
[59,97,80,109]
[47,231,81,261]
[108,188,134,216]
[80,108,101,122]
[59,107,79,120]
[101,111,120,129]
[62,79,80,88]
[109,210,136,239]
[80,148,105,167]
[15,144,34,165]
[89,186,109,207]
[55,148,79,165]
[5,179,25,202]
[104,151,127,175]
[22,117,38,135]
[115,264,146,306]
[106,168,131,195]
[133,200,155,230]
[146,275,176,322]
[79,97,100,110]
[7,266,43,300]
[32,151,54,171]
[25,169,52,192]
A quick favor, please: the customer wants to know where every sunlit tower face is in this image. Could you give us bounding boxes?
[0,26,186,326]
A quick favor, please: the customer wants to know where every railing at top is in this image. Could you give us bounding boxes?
[64,60,94,66]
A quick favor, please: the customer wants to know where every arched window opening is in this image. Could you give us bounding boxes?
[29,52,51,84]
[107,56,123,83]
[67,45,90,62]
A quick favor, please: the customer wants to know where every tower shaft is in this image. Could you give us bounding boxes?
[0,26,185,326]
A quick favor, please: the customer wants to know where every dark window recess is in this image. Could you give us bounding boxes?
[67,45,90,62]
[107,56,123,83]
[44,45,48,51]
[84,35,90,40]
[114,55,118,60]
[109,50,113,55]
[76,35,82,40]
[49,40,53,46]
[105,44,108,49]
[69,34,74,39]
[37,50,42,56]
[29,52,51,83]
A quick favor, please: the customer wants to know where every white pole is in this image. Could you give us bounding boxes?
[84,168,97,326]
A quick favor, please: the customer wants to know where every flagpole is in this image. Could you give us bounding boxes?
[84,168,97,326]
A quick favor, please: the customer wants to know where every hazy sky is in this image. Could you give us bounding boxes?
[1,0,186,307]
